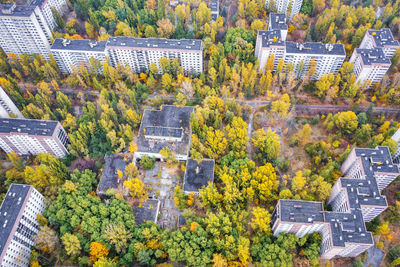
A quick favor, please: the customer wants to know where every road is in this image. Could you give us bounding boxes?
[17,83,400,117]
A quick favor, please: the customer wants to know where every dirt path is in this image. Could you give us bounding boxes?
[247,111,254,159]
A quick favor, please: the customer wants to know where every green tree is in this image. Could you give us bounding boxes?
[61,233,81,256]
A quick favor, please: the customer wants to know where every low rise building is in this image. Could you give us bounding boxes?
[272,146,399,260]
[134,105,194,161]
[0,118,69,158]
[183,158,215,194]
[133,199,160,225]
[0,184,45,267]
[97,154,128,197]
[106,37,203,74]
[51,39,107,74]
[0,86,23,118]
[350,48,391,87]
[360,28,400,59]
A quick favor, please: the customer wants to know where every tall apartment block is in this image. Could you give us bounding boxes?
[0,184,45,267]
[51,39,107,74]
[0,0,65,59]
[0,118,69,158]
[0,86,23,118]
[107,37,203,75]
[391,128,400,164]
[272,146,399,260]
[359,29,400,60]
[256,15,346,79]
[209,0,219,21]
[349,48,391,87]
[268,13,288,41]
[265,0,303,18]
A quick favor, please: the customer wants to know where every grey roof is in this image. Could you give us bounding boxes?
[324,210,373,247]
[0,118,58,136]
[269,13,288,31]
[355,48,391,66]
[367,28,399,48]
[285,42,346,56]
[144,126,183,139]
[183,158,215,193]
[107,37,202,51]
[0,184,32,255]
[258,30,285,48]
[137,105,194,156]
[133,199,160,225]
[51,39,107,52]
[0,0,45,17]
[278,199,325,223]
[97,154,127,195]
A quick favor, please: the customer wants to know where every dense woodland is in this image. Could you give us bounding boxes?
[1,0,400,265]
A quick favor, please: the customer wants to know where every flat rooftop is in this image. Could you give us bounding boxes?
[51,39,107,52]
[0,0,46,17]
[137,105,194,156]
[324,210,373,247]
[355,48,391,66]
[367,28,399,48]
[209,0,219,12]
[354,146,399,174]
[183,158,215,193]
[269,13,288,31]
[279,199,325,223]
[97,154,127,195]
[0,184,31,255]
[133,199,160,225]
[107,37,202,51]
[258,30,285,48]
[285,42,346,56]
[0,118,58,136]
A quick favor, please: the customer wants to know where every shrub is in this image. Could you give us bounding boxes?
[141,155,156,170]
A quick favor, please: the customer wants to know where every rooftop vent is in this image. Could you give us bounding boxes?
[1,3,16,14]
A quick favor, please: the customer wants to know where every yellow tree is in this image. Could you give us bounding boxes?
[90,242,109,262]
[250,207,271,234]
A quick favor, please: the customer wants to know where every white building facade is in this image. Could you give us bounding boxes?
[0,86,23,118]
[350,48,391,87]
[106,37,203,74]
[0,184,45,267]
[0,118,69,158]
[51,39,107,74]
[37,0,66,30]
[0,3,53,59]
[360,28,400,60]
[265,0,303,18]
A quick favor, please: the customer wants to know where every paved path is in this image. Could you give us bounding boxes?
[364,241,385,267]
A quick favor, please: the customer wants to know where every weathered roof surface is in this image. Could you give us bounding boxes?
[355,48,391,66]
[133,199,160,225]
[107,37,202,51]
[183,158,215,193]
[258,30,285,48]
[0,118,58,136]
[97,154,127,195]
[367,28,400,47]
[51,39,107,52]
[268,13,288,31]
[285,42,346,56]
[137,105,194,156]
[279,199,325,223]
[0,184,31,255]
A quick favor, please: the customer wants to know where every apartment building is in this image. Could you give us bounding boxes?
[0,118,69,158]
[0,86,23,118]
[360,28,400,59]
[0,184,45,267]
[268,13,288,41]
[272,146,399,260]
[255,30,285,70]
[0,2,53,59]
[391,128,400,164]
[134,105,194,161]
[209,0,219,21]
[350,48,391,87]
[265,0,303,18]
[107,37,203,74]
[51,38,107,74]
